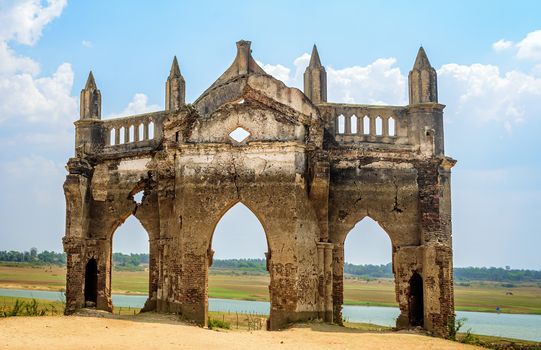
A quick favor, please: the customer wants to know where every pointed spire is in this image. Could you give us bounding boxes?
[309,44,323,68]
[169,56,182,79]
[304,44,327,104]
[80,70,101,119]
[165,56,185,111]
[408,46,438,104]
[413,47,432,69]
[85,71,97,89]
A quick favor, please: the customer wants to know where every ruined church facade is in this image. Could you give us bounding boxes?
[63,40,456,336]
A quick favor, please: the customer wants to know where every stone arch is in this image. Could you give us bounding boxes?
[208,200,271,256]
[331,213,397,320]
[93,179,160,313]
[343,216,393,265]
[207,200,272,320]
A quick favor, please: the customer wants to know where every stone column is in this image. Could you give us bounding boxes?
[317,243,325,319]
[63,237,85,313]
[414,157,456,337]
[331,242,345,324]
[316,242,333,321]
[62,159,93,314]
[323,243,334,322]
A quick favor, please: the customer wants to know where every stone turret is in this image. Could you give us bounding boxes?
[408,47,438,105]
[304,45,327,104]
[165,56,185,111]
[80,71,101,119]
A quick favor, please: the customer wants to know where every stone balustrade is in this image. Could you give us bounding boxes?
[101,111,166,153]
[318,104,410,146]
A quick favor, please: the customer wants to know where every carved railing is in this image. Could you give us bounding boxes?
[318,104,410,146]
[101,111,166,153]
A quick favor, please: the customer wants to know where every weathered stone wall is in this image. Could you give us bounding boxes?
[63,41,455,336]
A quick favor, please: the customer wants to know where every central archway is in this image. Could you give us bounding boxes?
[208,202,270,329]
[342,216,397,324]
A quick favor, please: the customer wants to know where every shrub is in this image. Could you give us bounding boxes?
[448,317,466,341]
[208,318,231,330]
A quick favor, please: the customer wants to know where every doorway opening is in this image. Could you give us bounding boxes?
[408,272,424,327]
[84,258,98,307]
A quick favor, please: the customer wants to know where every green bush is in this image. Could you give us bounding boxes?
[208,317,231,330]
[448,317,466,341]
[1,299,48,317]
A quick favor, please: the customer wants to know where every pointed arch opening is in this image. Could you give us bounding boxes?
[337,115,345,134]
[343,216,396,313]
[375,116,383,135]
[84,258,98,306]
[110,214,150,310]
[363,116,370,135]
[209,202,270,328]
[350,115,358,134]
[110,128,116,145]
[408,272,424,327]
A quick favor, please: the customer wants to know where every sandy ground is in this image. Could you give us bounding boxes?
[0,314,483,350]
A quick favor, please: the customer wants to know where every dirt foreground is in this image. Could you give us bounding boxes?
[0,314,482,350]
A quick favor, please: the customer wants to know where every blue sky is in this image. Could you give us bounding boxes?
[0,0,540,269]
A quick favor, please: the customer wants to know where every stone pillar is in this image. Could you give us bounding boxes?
[316,242,333,321]
[94,239,113,312]
[413,157,456,337]
[317,244,325,319]
[393,245,423,329]
[63,158,93,314]
[323,243,334,322]
[63,237,85,313]
[331,242,345,324]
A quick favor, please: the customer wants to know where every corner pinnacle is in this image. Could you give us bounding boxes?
[169,56,182,78]
[309,44,323,68]
[85,71,97,89]
[413,46,432,69]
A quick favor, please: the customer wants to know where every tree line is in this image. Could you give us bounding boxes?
[1,250,540,282]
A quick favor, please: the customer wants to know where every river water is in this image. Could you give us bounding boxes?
[1,288,539,342]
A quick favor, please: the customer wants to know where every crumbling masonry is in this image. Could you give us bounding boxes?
[63,41,456,336]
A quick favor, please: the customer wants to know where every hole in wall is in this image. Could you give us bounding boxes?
[229,127,250,142]
[133,191,144,204]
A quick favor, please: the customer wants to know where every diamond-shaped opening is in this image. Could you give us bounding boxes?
[229,127,250,142]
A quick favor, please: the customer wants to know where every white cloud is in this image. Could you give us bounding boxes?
[292,53,310,86]
[516,29,541,60]
[327,58,406,105]
[492,39,513,52]
[110,93,161,118]
[0,0,75,125]
[438,63,541,129]
[257,60,291,85]
[0,41,39,75]
[82,40,93,48]
[0,0,67,45]
[259,53,407,105]
[0,63,77,123]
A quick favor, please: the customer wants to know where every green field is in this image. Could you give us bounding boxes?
[1,264,540,314]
